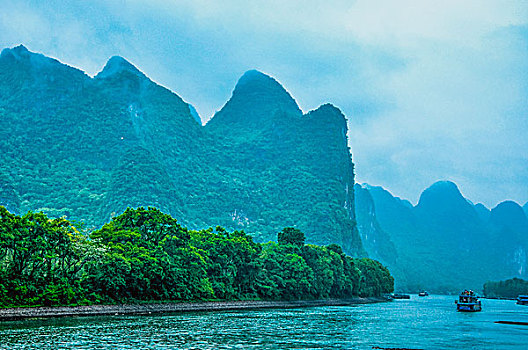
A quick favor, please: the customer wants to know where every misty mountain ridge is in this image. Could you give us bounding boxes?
[0,45,363,256]
[357,181,528,292]
[206,69,303,133]
[96,55,147,80]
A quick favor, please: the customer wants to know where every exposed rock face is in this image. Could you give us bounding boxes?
[354,184,397,264]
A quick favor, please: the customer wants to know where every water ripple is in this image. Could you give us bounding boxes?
[1,296,527,349]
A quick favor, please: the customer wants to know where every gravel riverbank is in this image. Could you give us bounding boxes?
[0,297,386,320]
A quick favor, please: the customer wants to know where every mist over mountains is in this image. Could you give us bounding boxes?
[1,45,526,292]
[356,181,528,292]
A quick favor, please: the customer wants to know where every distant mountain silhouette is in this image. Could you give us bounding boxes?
[357,182,528,292]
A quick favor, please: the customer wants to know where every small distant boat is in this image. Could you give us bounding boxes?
[391,293,410,299]
[516,295,528,305]
[455,290,481,312]
[418,291,429,297]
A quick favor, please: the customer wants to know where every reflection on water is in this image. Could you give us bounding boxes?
[1,296,527,349]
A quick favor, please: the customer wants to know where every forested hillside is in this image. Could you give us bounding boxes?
[0,45,363,255]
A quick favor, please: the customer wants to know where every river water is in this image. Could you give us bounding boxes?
[0,295,527,349]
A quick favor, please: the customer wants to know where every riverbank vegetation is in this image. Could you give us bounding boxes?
[483,278,528,298]
[0,206,393,307]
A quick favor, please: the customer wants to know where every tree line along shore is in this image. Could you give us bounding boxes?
[483,278,528,298]
[0,206,394,308]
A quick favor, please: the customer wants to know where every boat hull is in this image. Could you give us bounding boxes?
[457,304,482,312]
[391,294,410,299]
[516,295,528,305]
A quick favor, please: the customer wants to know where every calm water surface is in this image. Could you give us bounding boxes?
[0,295,527,349]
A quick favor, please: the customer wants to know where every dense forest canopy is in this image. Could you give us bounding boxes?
[483,278,528,299]
[0,206,393,307]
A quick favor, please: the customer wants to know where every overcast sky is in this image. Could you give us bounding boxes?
[1,0,527,208]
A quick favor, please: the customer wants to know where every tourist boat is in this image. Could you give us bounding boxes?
[516,295,528,305]
[391,293,410,299]
[455,290,482,312]
[418,291,429,297]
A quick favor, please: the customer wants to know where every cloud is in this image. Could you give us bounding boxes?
[349,21,528,207]
[0,0,526,207]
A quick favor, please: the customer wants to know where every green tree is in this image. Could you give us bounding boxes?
[257,242,313,300]
[190,226,261,299]
[0,206,96,306]
[85,207,213,302]
[278,227,305,247]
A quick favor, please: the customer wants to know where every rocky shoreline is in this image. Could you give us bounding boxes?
[0,297,386,321]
